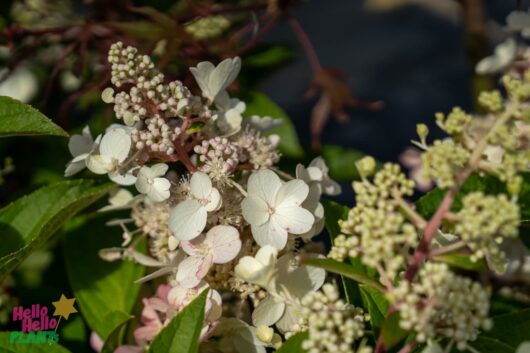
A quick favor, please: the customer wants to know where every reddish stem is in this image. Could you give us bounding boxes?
[288,17,322,72]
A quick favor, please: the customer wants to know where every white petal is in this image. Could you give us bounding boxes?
[109,170,137,186]
[190,61,215,99]
[148,178,171,202]
[208,57,241,101]
[87,155,114,174]
[150,163,169,177]
[181,233,206,256]
[176,254,213,288]
[135,170,151,194]
[241,195,270,226]
[323,178,342,196]
[190,172,212,199]
[252,296,285,327]
[274,179,309,207]
[247,169,282,205]
[169,200,207,240]
[273,206,314,235]
[68,128,93,157]
[275,305,302,333]
[506,10,530,30]
[280,262,326,299]
[205,225,241,264]
[168,236,179,251]
[100,128,131,162]
[204,187,222,212]
[206,289,223,322]
[235,257,264,282]
[64,160,86,177]
[255,246,278,266]
[251,220,288,250]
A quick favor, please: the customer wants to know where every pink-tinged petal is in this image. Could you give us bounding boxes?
[251,220,288,250]
[157,284,171,301]
[89,332,103,352]
[274,179,309,207]
[176,255,213,288]
[205,225,242,264]
[140,298,159,324]
[148,297,169,313]
[252,295,285,327]
[169,200,207,241]
[241,195,270,226]
[134,324,161,342]
[247,169,282,205]
[190,172,212,199]
[273,206,314,234]
[181,234,206,256]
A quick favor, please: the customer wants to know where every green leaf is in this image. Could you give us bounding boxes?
[0,180,115,280]
[63,214,143,341]
[321,145,367,181]
[359,285,389,337]
[415,174,505,219]
[101,316,132,353]
[468,309,530,352]
[433,253,486,271]
[242,91,304,158]
[0,332,72,352]
[380,311,408,349]
[275,331,308,353]
[304,258,385,292]
[0,96,68,137]
[245,45,294,68]
[146,290,208,353]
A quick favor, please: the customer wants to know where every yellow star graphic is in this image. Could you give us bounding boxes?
[52,294,78,320]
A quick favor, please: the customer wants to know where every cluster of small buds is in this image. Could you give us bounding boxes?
[131,199,175,262]
[236,130,280,169]
[478,90,503,112]
[131,116,179,154]
[455,192,519,262]
[334,164,417,278]
[390,262,492,350]
[436,107,473,135]
[185,15,230,40]
[194,137,241,183]
[420,139,470,188]
[503,75,530,101]
[328,234,360,261]
[301,283,369,353]
[106,42,211,126]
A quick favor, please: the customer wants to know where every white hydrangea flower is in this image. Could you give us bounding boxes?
[252,254,326,332]
[296,156,341,196]
[190,57,241,102]
[475,38,517,74]
[235,245,278,289]
[241,169,314,250]
[168,172,222,243]
[65,126,101,177]
[177,225,241,288]
[507,10,530,38]
[135,163,171,202]
[516,341,530,353]
[98,188,135,212]
[216,97,246,134]
[168,281,222,321]
[86,127,137,185]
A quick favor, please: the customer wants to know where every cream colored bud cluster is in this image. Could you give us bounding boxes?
[236,130,280,169]
[391,262,492,350]
[106,42,211,127]
[301,283,369,353]
[185,15,230,40]
[503,75,530,101]
[478,90,503,112]
[420,140,470,188]
[455,192,519,263]
[332,164,417,278]
[436,107,473,135]
[131,116,180,155]
[194,137,241,183]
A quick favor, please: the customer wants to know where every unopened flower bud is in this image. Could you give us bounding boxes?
[355,156,376,179]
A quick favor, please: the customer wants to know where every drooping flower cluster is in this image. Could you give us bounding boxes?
[65,42,342,352]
